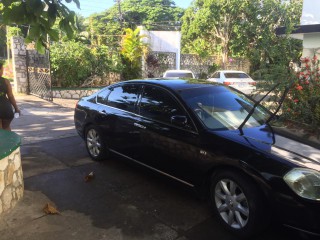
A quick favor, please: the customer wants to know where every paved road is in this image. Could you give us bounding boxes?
[1,95,309,240]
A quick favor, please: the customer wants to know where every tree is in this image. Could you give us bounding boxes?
[231,0,303,75]
[181,0,303,71]
[121,27,149,64]
[55,13,90,44]
[89,0,184,48]
[0,0,80,52]
[120,27,149,79]
[120,0,184,30]
[181,0,248,68]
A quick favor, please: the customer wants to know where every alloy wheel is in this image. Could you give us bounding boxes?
[214,178,249,229]
[86,128,101,158]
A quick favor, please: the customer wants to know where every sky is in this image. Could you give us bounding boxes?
[301,0,320,25]
[67,0,193,17]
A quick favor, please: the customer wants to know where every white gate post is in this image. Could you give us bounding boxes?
[176,31,181,70]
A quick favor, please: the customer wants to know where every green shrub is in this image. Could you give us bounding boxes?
[50,41,124,87]
[253,55,320,134]
[50,41,93,87]
[282,55,320,130]
[120,56,142,80]
[90,45,124,76]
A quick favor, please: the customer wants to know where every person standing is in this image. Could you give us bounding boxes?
[0,62,20,131]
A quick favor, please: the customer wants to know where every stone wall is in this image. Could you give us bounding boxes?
[0,148,24,215]
[147,52,251,79]
[11,37,28,94]
[53,88,100,99]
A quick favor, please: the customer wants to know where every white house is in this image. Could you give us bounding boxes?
[276,0,320,58]
[139,26,181,70]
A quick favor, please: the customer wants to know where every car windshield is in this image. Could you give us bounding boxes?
[165,72,194,78]
[224,72,249,78]
[180,86,270,130]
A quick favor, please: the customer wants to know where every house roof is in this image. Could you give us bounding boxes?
[276,24,320,40]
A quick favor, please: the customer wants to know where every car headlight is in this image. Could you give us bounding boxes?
[284,168,320,201]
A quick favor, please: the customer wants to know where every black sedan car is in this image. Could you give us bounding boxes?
[74,79,320,238]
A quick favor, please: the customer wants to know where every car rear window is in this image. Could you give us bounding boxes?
[106,84,140,112]
[97,88,111,104]
[224,73,249,78]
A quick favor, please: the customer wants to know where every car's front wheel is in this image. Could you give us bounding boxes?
[210,170,268,238]
[85,126,108,161]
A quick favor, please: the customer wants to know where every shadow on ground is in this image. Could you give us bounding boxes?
[2,136,304,240]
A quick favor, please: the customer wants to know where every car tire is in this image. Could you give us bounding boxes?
[209,170,268,238]
[85,126,108,161]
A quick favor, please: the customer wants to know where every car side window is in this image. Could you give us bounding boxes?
[97,88,111,104]
[139,86,189,126]
[107,84,140,112]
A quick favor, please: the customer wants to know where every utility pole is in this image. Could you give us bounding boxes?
[114,0,123,28]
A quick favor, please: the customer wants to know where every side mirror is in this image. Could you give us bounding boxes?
[171,115,188,127]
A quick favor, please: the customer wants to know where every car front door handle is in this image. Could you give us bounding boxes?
[134,123,146,129]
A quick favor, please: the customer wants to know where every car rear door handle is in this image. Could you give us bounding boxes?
[134,123,146,129]
[99,110,108,115]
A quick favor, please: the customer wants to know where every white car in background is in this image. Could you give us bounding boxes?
[163,70,196,79]
[207,70,256,95]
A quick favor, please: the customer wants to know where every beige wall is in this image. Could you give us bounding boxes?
[302,33,320,57]
[300,0,320,58]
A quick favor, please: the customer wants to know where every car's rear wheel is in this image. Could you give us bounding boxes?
[210,170,268,238]
[85,126,108,161]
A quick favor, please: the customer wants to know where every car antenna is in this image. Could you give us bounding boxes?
[238,83,280,135]
[265,79,295,124]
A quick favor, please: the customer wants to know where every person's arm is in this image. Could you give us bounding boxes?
[5,79,20,114]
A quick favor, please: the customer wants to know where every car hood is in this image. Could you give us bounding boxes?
[213,125,320,171]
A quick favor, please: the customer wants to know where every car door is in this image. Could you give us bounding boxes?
[95,83,142,158]
[134,84,202,185]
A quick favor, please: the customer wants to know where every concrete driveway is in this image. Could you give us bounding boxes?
[11,95,78,145]
[1,95,306,240]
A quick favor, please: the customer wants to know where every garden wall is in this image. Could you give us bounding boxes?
[11,37,28,94]
[52,88,101,99]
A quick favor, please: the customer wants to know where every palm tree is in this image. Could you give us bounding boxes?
[121,27,149,68]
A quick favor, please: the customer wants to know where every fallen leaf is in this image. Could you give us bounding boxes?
[84,171,95,182]
[43,203,60,215]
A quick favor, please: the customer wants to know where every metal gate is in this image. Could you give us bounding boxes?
[26,49,53,101]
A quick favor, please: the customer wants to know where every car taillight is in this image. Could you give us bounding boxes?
[249,82,256,86]
[223,82,234,86]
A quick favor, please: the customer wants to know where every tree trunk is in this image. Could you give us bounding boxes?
[221,45,228,69]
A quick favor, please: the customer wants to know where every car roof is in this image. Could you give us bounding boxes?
[164,70,194,73]
[217,70,247,73]
[117,78,218,91]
